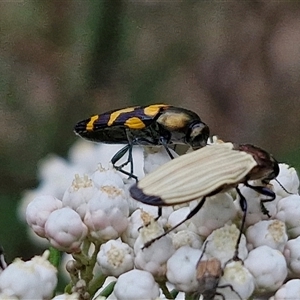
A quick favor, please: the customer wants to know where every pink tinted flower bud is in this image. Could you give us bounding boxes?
[45,207,88,252]
[26,195,62,237]
[84,185,129,241]
[62,174,97,219]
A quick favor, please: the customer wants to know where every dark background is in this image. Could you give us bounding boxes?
[1,1,300,262]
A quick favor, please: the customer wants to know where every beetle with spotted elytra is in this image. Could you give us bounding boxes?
[74,104,209,180]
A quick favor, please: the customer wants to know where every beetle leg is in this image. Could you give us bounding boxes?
[114,166,138,182]
[159,137,174,159]
[244,182,276,217]
[197,240,209,266]
[155,207,162,221]
[111,144,137,181]
[111,144,130,166]
[212,292,225,300]
[143,197,207,249]
[233,187,248,261]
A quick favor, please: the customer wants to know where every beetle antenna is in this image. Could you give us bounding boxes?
[275,179,293,195]
[142,197,207,249]
[197,240,209,265]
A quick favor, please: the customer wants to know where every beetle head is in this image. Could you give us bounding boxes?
[187,121,210,149]
[237,144,279,182]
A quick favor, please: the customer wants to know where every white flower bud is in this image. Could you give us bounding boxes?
[204,224,248,264]
[191,193,237,237]
[122,209,157,248]
[172,230,203,250]
[276,195,300,238]
[114,269,160,300]
[28,250,58,298]
[52,293,80,300]
[271,163,299,197]
[143,146,177,175]
[45,207,88,252]
[270,279,300,300]
[97,239,134,277]
[283,236,300,277]
[62,174,97,219]
[0,259,40,299]
[167,246,202,292]
[91,164,124,188]
[84,185,129,241]
[246,220,288,252]
[136,203,173,228]
[218,261,255,300]
[0,251,57,299]
[167,207,192,233]
[244,245,287,294]
[26,195,62,238]
[134,221,175,277]
[18,190,41,222]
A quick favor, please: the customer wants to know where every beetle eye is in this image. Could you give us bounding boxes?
[263,172,276,183]
[264,160,280,182]
[264,165,279,182]
[189,123,210,149]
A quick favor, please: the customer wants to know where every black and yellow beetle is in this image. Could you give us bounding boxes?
[130,142,280,254]
[74,104,209,179]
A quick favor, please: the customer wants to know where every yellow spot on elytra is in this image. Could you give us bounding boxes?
[86,115,99,131]
[108,107,137,126]
[125,117,145,129]
[144,104,168,117]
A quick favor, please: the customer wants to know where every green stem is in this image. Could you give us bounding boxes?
[48,247,61,298]
[159,281,174,299]
[82,239,91,256]
[48,247,61,268]
[88,273,108,298]
[185,292,199,300]
[99,281,116,297]
[73,252,89,266]
[65,283,73,294]
[84,242,101,284]
[170,289,179,299]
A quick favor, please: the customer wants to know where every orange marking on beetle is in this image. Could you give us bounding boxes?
[108,107,137,126]
[86,115,99,131]
[144,104,169,117]
[125,117,146,129]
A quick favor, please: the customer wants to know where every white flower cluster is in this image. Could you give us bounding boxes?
[0,251,58,299]
[13,140,300,299]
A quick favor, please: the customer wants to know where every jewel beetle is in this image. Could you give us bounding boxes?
[74,104,209,180]
[130,142,280,254]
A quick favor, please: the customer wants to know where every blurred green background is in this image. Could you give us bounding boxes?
[1,1,300,263]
